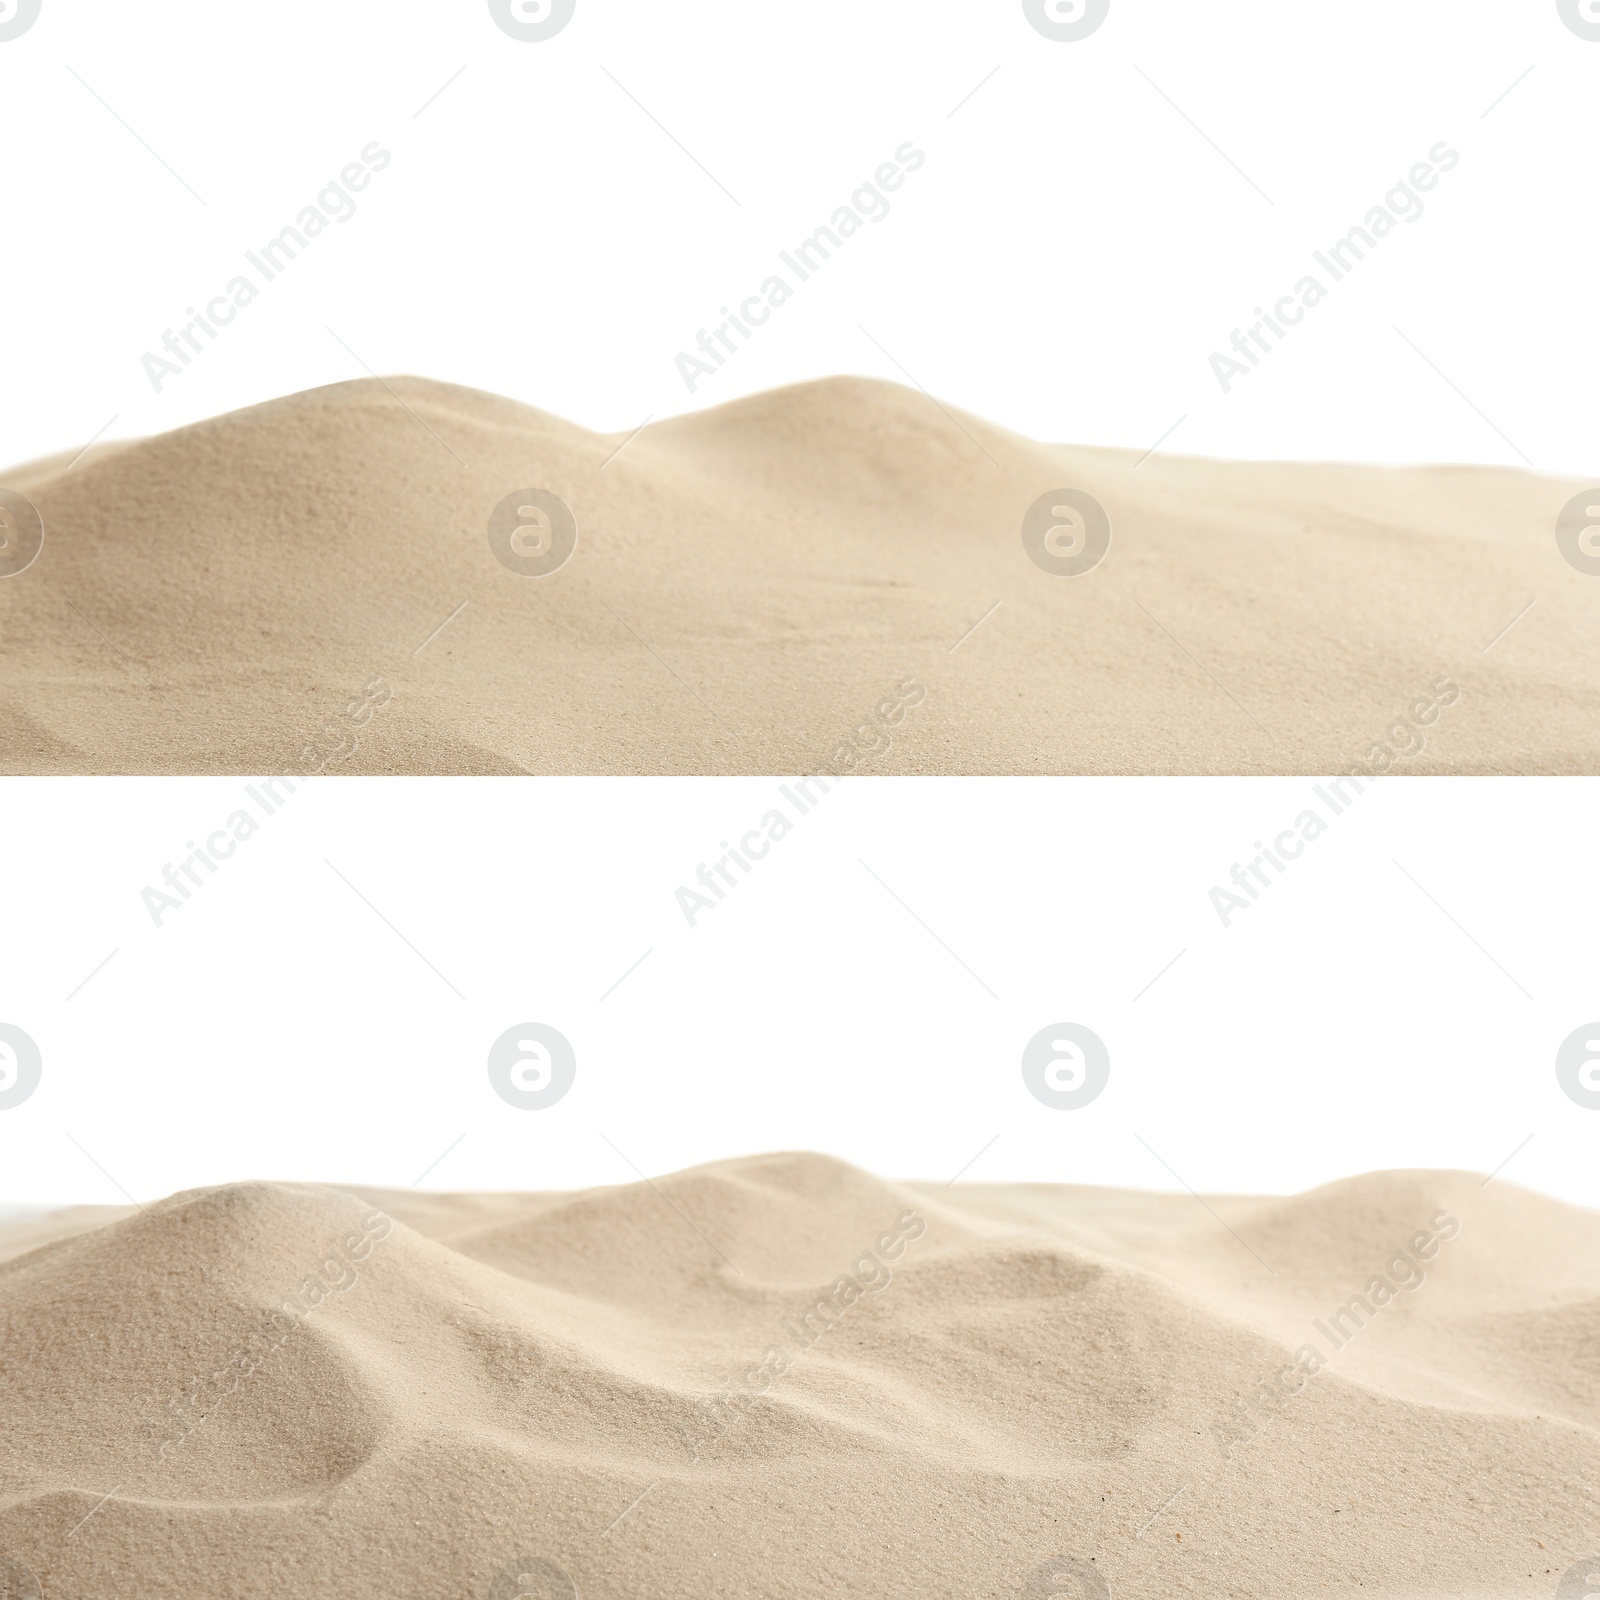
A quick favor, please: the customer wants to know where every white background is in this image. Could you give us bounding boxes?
[0,777,1594,1209]
[1,0,1597,475]
[2,3,1597,1209]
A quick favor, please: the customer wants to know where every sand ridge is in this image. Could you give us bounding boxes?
[0,1153,1594,1597]
[3,376,1598,774]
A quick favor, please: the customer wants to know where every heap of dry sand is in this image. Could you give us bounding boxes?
[0,1152,1594,1598]
[3,376,1598,774]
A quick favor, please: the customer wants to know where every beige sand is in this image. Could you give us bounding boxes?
[3,377,1598,775]
[0,1153,1593,1598]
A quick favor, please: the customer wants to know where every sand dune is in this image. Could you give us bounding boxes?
[0,1154,1593,1597]
[3,376,1598,774]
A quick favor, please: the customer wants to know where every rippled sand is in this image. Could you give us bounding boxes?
[0,1153,1593,1597]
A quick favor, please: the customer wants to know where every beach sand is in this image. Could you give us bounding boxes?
[0,1153,1593,1597]
[3,376,1597,775]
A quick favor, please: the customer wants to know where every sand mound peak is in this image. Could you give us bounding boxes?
[5,377,1597,772]
[0,1182,397,1513]
[658,371,1019,460]
[1233,1169,1600,1301]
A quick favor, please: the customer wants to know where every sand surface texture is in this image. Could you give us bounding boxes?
[3,377,1598,774]
[0,1153,1594,1598]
